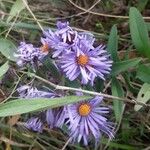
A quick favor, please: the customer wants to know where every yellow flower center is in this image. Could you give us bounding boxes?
[77,55,89,66]
[40,43,49,53]
[78,103,91,116]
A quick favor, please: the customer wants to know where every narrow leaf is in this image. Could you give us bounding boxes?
[0,39,17,61]
[111,58,141,76]
[0,61,9,79]
[111,78,124,122]
[134,83,150,111]
[136,64,150,84]
[7,0,26,22]
[129,7,150,59]
[107,25,119,62]
[0,96,91,117]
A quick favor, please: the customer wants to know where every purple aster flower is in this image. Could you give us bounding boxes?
[77,33,95,51]
[46,107,68,128]
[79,32,95,46]
[14,42,47,66]
[25,117,44,133]
[59,40,112,85]
[57,21,69,29]
[42,21,78,58]
[42,29,69,58]
[56,21,78,44]
[67,96,114,145]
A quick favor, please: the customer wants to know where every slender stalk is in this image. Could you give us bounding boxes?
[19,71,150,107]
[68,0,150,20]
[22,0,44,31]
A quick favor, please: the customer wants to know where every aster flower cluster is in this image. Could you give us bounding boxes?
[42,21,112,85]
[17,85,114,145]
[15,21,112,85]
[16,21,114,146]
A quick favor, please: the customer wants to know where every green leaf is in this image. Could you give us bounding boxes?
[7,0,26,22]
[107,25,119,62]
[111,58,141,76]
[0,38,17,61]
[111,78,124,122]
[129,7,150,59]
[0,96,91,117]
[136,64,150,83]
[0,61,9,79]
[134,83,150,111]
